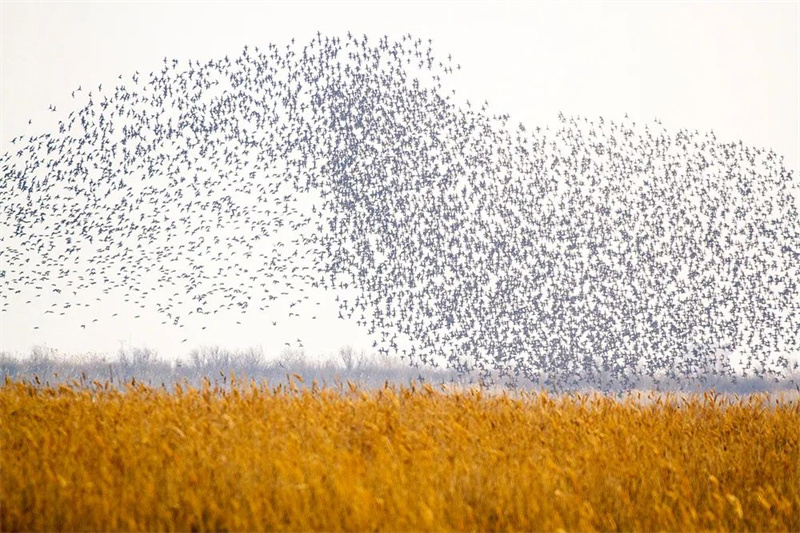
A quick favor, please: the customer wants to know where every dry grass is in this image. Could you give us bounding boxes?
[1,378,798,532]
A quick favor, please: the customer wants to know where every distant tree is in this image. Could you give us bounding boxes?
[339,345,355,371]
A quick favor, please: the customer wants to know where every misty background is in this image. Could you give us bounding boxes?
[1,2,798,373]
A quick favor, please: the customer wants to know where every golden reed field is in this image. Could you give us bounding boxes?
[1,377,798,532]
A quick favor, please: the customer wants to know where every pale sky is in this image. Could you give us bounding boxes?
[1,1,798,362]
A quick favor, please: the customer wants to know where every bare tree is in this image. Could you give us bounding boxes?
[339,345,355,371]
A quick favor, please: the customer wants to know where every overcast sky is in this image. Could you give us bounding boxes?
[1,1,798,362]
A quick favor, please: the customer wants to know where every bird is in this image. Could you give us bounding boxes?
[0,34,797,392]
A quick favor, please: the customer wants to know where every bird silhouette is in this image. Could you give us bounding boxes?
[1,34,797,390]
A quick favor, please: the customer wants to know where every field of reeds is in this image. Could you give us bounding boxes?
[1,378,798,532]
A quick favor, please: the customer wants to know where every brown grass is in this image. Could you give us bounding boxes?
[1,378,798,532]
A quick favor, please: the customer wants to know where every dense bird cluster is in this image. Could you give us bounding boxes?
[2,34,798,388]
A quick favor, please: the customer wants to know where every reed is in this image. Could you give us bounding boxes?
[1,379,797,532]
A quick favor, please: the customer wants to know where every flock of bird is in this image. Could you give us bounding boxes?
[2,33,798,388]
